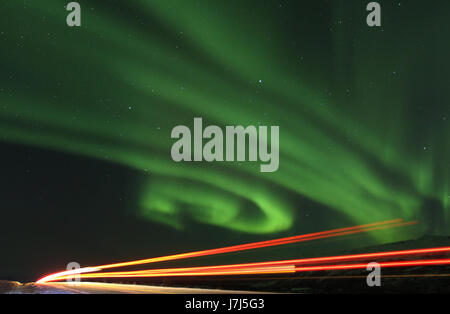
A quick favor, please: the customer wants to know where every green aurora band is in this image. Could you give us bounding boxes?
[0,1,448,241]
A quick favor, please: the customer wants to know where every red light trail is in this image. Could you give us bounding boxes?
[94,218,407,270]
[40,259,450,281]
[293,259,450,272]
[40,247,450,281]
[37,219,430,284]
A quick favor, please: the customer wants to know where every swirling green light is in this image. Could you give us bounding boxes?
[0,0,448,239]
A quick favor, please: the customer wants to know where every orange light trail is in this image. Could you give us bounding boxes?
[88,244,450,275]
[41,259,450,281]
[43,266,297,281]
[94,219,404,270]
[36,219,416,283]
[41,244,450,281]
[293,259,450,272]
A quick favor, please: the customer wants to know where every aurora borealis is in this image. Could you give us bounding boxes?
[0,1,449,281]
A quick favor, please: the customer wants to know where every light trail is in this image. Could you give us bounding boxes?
[260,274,450,280]
[39,259,450,281]
[151,243,450,272]
[34,267,102,285]
[293,259,450,272]
[94,219,404,270]
[36,219,414,283]
[41,266,296,280]
[79,244,450,275]
[42,244,450,281]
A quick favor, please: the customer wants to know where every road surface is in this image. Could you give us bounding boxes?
[5,281,264,294]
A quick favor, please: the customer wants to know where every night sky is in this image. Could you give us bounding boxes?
[0,0,449,282]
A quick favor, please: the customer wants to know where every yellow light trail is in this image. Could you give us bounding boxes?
[37,219,416,283]
[40,259,450,281]
[94,219,405,270]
